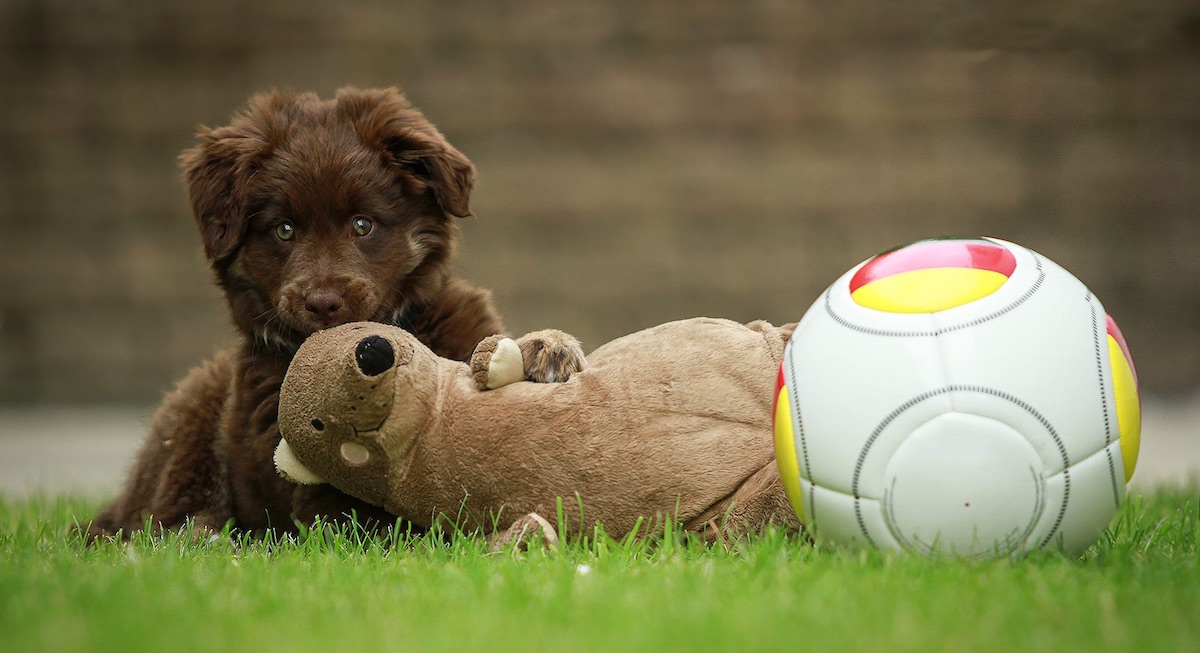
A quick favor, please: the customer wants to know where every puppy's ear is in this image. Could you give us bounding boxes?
[338,87,476,219]
[179,91,293,260]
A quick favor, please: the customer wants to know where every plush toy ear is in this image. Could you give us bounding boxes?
[179,90,295,261]
[337,86,476,219]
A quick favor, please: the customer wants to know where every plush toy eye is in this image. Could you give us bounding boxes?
[351,216,374,237]
[275,221,295,242]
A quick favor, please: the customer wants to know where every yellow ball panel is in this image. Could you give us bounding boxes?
[851,267,1011,314]
[773,387,805,522]
[1109,335,1141,483]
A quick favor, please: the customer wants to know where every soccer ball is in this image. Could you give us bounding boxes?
[773,237,1141,557]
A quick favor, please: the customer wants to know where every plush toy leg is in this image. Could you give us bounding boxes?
[685,460,802,543]
[489,512,559,552]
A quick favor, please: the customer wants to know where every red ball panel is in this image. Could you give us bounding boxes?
[850,239,1017,293]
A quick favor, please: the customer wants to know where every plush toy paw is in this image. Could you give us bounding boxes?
[274,439,326,485]
[489,512,559,552]
[471,335,526,390]
[515,329,587,383]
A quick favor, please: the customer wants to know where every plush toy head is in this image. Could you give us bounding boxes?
[274,323,442,508]
[275,318,800,538]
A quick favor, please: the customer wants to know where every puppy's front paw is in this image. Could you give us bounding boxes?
[515,329,586,383]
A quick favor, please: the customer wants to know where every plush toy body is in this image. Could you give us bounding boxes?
[274,318,800,540]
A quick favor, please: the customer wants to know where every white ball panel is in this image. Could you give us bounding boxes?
[1019,468,1070,553]
[935,254,1115,468]
[1048,440,1127,556]
[785,314,947,496]
[803,479,896,550]
[942,389,1071,475]
[847,391,955,500]
[879,413,1045,556]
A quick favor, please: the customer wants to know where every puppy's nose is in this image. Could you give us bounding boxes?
[305,290,344,320]
[355,336,394,377]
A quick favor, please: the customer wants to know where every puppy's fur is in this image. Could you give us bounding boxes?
[86,87,583,539]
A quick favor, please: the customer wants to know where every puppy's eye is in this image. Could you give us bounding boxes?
[351,216,374,237]
[275,221,296,242]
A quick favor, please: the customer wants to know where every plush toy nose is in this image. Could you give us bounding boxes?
[355,336,395,377]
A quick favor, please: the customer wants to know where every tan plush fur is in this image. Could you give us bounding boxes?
[275,318,801,540]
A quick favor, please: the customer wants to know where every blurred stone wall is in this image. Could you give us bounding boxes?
[1,0,1198,403]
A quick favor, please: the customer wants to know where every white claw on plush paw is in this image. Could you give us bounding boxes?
[486,338,525,389]
[274,439,326,485]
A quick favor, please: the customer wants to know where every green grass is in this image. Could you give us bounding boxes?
[2,488,1198,653]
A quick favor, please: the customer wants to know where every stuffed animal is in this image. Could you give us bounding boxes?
[273,318,800,543]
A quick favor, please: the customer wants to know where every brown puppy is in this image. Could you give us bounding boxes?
[86,87,583,540]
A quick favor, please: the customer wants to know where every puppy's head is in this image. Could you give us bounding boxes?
[180,87,475,348]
